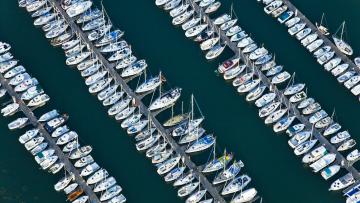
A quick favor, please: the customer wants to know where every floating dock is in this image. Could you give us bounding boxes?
[0,73,101,203]
[186,0,360,192]
[281,0,360,75]
[49,0,226,202]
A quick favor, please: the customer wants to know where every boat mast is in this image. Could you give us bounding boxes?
[340,21,345,41]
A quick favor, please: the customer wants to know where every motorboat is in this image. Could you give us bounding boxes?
[288,23,306,36]
[264,0,283,14]
[321,164,340,180]
[212,160,244,185]
[72,196,88,203]
[226,25,242,37]
[331,63,349,77]
[164,0,182,11]
[301,33,318,47]
[285,17,300,28]
[74,155,94,168]
[271,4,288,18]
[30,142,48,156]
[289,91,307,103]
[0,42,11,54]
[347,149,360,162]
[264,108,287,124]
[255,92,276,108]
[258,101,281,118]
[34,12,57,26]
[0,52,14,63]
[302,145,327,164]
[194,29,215,42]
[317,51,335,65]
[273,116,295,133]
[309,153,336,173]
[313,46,331,58]
[156,0,171,6]
[0,60,18,74]
[323,123,341,136]
[66,1,93,18]
[54,174,74,191]
[121,113,142,128]
[25,137,44,151]
[214,14,231,25]
[218,58,239,73]
[19,129,39,144]
[278,10,293,24]
[94,177,117,193]
[309,110,328,124]
[81,63,101,78]
[344,75,360,89]
[329,173,355,191]
[338,139,356,151]
[271,71,291,84]
[27,93,50,107]
[80,162,100,177]
[40,155,58,170]
[21,86,44,100]
[56,131,78,145]
[307,39,324,52]
[295,28,311,40]
[15,78,39,92]
[202,152,233,173]
[185,24,208,38]
[45,115,68,133]
[286,123,305,137]
[221,175,251,195]
[69,145,92,159]
[64,183,78,195]
[149,88,181,111]
[108,194,126,203]
[302,102,321,115]
[156,155,181,175]
[294,139,318,156]
[9,72,30,86]
[231,188,257,203]
[185,135,215,153]
[199,0,215,7]
[8,117,28,130]
[314,116,332,129]
[87,169,109,185]
[288,131,311,148]
[351,84,360,96]
[85,70,107,86]
[52,125,70,138]
[4,65,26,79]
[284,83,305,96]
[97,85,118,101]
[337,71,356,83]
[63,140,80,153]
[324,58,342,71]
[200,37,220,51]
[1,103,19,117]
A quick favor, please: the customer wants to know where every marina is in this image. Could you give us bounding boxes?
[17,0,262,202]
[0,43,126,203]
[255,0,360,102]
[158,0,360,201]
[1,0,360,203]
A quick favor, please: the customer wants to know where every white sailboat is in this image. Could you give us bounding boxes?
[332,21,353,56]
[315,13,330,35]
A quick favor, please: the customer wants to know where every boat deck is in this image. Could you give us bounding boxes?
[281,0,360,77]
[0,74,101,203]
[185,0,360,194]
[49,0,226,202]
